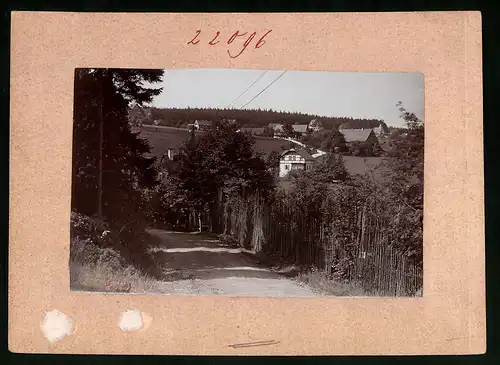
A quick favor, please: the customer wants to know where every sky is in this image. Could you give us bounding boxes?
[148,68,424,128]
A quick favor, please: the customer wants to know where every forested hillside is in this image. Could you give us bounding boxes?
[129,106,385,130]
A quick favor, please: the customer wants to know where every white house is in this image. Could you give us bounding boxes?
[308,119,323,132]
[279,148,315,178]
[186,120,214,131]
[196,120,213,131]
[372,124,388,137]
[167,148,179,160]
[187,121,200,131]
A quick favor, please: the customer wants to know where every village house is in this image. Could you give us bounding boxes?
[196,120,213,131]
[221,118,237,125]
[268,122,284,136]
[291,124,309,137]
[187,120,213,131]
[269,122,310,138]
[308,119,323,132]
[372,124,388,137]
[339,122,388,138]
[239,127,266,136]
[186,121,200,131]
[339,128,379,145]
[166,148,179,161]
[279,148,315,178]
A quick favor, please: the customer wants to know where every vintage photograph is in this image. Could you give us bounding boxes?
[70,68,424,297]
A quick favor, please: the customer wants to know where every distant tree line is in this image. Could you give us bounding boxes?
[130,106,386,131]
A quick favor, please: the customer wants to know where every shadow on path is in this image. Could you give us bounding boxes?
[148,229,288,280]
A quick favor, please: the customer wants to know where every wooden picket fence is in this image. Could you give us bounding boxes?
[211,189,423,297]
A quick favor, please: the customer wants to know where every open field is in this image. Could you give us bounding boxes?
[133,125,292,158]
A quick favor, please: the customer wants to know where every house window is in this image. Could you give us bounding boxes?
[285,165,289,170]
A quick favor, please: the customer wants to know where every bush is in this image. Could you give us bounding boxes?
[70,211,163,279]
[70,212,112,247]
[70,237,124,271]
[70,237,159,293]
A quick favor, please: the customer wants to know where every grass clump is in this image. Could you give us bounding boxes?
[70,237,160,293]
[69,212,162,293]
[295,268,376,297]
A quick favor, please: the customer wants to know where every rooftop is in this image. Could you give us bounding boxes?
[339,128,374,142]
[196,120,213,125]
[269,123,284,132]
[292,124,309,133]
[240,127,266,135]
[280,148,315,161]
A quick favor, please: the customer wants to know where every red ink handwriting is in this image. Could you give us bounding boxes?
[208,31,221,45]
[227,30,248,44]
[255,30,272,49]
[187,30,201,45]
[228,32,256,58]
[187,29,272,58]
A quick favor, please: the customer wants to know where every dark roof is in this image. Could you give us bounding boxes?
[196,120,213,125]
[280,148,315,161]
[339,129,375,142]
[314,154,391,183]
[240,127,265,135]
[253,136,291,158]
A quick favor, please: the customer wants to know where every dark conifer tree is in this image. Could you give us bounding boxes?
[72,68,164,227]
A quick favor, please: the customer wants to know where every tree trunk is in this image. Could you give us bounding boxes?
[97,79,104,219]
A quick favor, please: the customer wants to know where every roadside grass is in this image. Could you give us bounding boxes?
[240,248,384,297]
[294,268,383,297]
[69,237,161,293]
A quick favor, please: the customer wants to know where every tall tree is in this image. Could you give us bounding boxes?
[320,129,348,153]
[381,102,424,263]
[289,153,350,219]
[72,68,164,226]
[282,123,294,137]
[162,120,274,230]
[388,101,424,211]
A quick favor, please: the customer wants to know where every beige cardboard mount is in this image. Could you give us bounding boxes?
[9,11,484,355]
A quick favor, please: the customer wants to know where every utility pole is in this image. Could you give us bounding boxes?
[97,71,104,219]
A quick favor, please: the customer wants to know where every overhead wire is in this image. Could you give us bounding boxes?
[239,70,287,109]
[225,70,267,108]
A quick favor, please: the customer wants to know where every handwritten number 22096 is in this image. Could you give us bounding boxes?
[187,30,272,58]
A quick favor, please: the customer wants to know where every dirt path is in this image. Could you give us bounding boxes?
[146,229,319,297]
